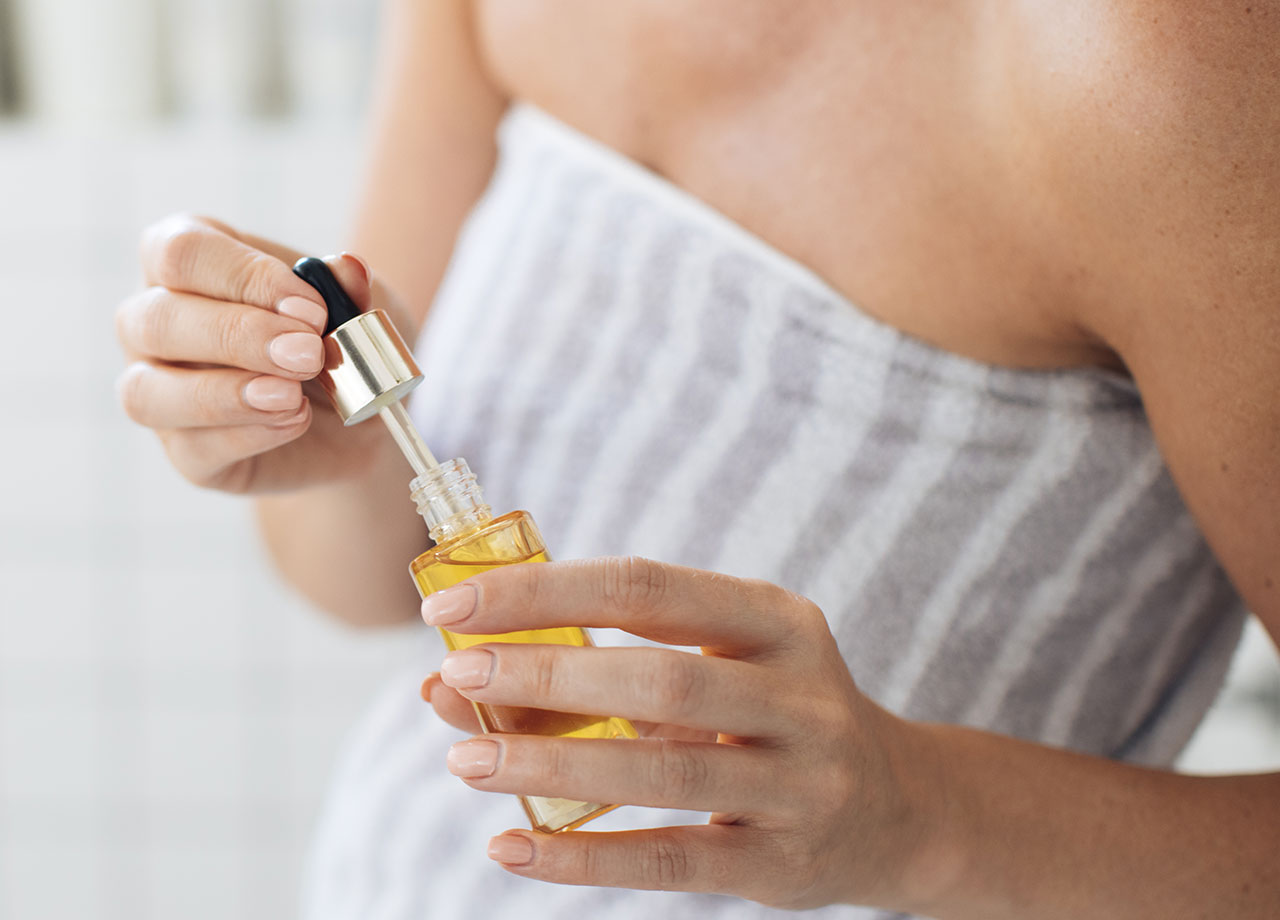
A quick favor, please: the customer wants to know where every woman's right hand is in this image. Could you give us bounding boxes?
[116,213,387,494]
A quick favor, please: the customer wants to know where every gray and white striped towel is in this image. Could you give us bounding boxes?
[302,104,1244,920]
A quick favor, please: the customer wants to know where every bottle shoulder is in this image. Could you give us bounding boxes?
[409,509,546,573]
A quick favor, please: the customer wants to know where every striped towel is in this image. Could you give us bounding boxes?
[302,104,1244,920]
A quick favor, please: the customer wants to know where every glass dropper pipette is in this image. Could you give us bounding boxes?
[378,401,439,477]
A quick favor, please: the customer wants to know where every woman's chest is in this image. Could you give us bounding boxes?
[473,0,1126,370]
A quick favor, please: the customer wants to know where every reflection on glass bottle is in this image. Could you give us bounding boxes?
[409,459,638,833]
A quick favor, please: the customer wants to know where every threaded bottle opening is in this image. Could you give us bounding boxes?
[409,457,492,543]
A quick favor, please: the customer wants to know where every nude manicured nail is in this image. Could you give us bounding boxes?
[421,584,477,626]
[487,835,534,866]
[268,332,322,373]
[277,295,327,333]
[243,375,301,411]
[447,739,499,778]
[440,649,494,689]
[340,252,372,285]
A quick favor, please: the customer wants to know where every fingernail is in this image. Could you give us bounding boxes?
[421,584,477,626]
[440,648,494,689]
[268,332,322,373]
[276,295,327,333]
[487,834,534,866]
[447,739,500,778]
[243,375,301,412]
[267,401,309,428]
[340,251,372,285]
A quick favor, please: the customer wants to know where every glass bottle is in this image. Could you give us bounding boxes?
[408,459,638,833]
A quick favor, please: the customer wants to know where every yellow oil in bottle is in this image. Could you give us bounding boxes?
[295,269,639,836]
[410,508,638,833]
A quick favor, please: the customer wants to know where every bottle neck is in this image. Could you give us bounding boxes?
[409,458,493,544]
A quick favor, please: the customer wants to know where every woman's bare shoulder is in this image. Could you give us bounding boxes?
[1007,2,1279,344]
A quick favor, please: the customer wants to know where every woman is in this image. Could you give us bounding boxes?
[115,1,1279,916]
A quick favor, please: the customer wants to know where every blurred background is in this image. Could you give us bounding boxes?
[0,2,423,918]
[0,2,1277,918]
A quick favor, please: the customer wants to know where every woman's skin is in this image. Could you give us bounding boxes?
[115,0,1280,915]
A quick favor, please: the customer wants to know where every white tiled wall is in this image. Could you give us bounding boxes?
[0,127,421,920]
[0,125,1277,920]
[1,0,375,123]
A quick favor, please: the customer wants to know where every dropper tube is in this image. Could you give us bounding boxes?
[378,401,439,476]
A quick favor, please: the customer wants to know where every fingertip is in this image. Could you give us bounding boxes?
[321,252,374,311]
[421,583,478,627]
[421,672,442,702]
[487,832,535,867]
[339,251,372,286]
[267,331,324,376]
[421,675,484,733]
[243,375,303,412]
[276,295,327,334]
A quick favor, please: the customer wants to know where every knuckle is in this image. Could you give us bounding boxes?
[528,645,564,702]
[571,834,602,883]
[786,594,829,638]
[641,651,704,718]
[601,556,668,611]
[798,693,855,741]
[138,214,180,271]
[238,250,285,307]
[822,761,858,812]
[508,561,543,614]
[762,831,823,908]
[189,371,234,425]
[540,739,575,787]
[147,216,208,285]
[793,739,855,810]
[115,363,151,424]
[649,740,708,802]
[646,832,694,888]
[739,576,784,601]
[214,309,260,365]
[123,288,174,356]
[737,578,828,648]
[114,292,142,350]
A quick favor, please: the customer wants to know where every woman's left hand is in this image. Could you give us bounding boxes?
[420,556,947,912]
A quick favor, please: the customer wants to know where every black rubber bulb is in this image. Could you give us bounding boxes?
[292,257,363,336]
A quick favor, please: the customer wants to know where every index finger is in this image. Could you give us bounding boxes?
[420,556,803,658]
[140,214,325,317]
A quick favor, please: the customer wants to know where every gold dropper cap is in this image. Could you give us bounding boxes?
[318,309,421,425]
[293,257,439,476]
[293,256,422,425]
